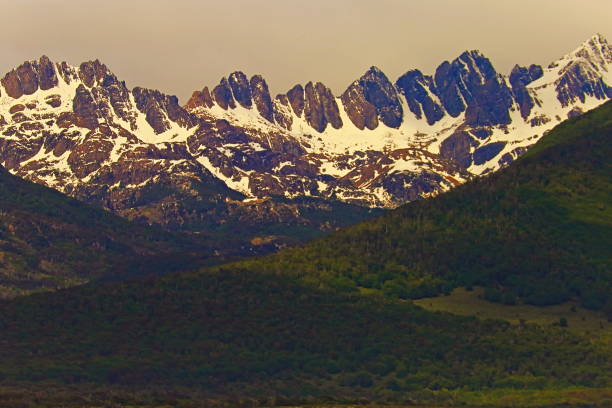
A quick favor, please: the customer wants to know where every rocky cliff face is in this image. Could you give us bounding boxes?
[0,35,610,248]
[186,33,611,179]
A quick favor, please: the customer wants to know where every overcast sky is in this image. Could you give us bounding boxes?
[2,0,610,102]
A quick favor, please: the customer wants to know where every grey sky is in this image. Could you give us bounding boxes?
[1,0,610,102]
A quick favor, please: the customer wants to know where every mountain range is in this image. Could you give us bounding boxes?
[0,34,609,251]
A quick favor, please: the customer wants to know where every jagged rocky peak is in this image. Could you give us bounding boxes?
[551,33,612,107]
[1,55,59,98]
[395,69,445,125]
[286,84,305,117]
[133,87,196,133]
[189,71,276,123]
[566,33,611,67]
[341,66,403,129]
[185,87,215,110]
[303,81,342,132]
[250,75,274,123]
[435,50,513,126]
[212,77,236,110]
[78,59,113,88]
[228,71,252,108]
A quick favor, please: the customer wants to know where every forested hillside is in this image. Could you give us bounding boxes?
[231,101,612,311]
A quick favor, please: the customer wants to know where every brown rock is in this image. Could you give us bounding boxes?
[341,82,378,130]
[56,61,78,84]
[9,104,26,114]
[287,84,305,117]
[185,87,215,110]
[38,55,58,90]
[68,130,114,178]
[45,94,62,108]
[303,82,342,132]
[132,87,196,134]
[78,60,110,88]
[72,84,99,130]
[250,75,274,122]
[439,130,478,168]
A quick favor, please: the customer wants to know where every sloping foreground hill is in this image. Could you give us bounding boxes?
[0,269,609,405]
[0,166,224,297]
[232,100,612,311]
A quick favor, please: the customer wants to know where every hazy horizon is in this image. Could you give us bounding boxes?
[2,0,611,102]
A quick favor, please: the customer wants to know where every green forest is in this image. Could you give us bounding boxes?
[228,101,612,313]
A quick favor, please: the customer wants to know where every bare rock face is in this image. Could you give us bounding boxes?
[556,62,612,107]
[396,69,445,125]
[45,94,62,108]
[341,66,403,129]
[250,75,274,122]
[38,56,59,90]
[286,84,305,117]
[439,130,478,168]
[56,61,78,84]
[1,56,59,99]
[509,64,544,119]
[228,71,252,108]
[473,142,507,166]
[212,78,236,110]
[435,51,514,127]
[341,81,378,130]
[185,87,215,110]
[78,60,111,88]
[72,84,99,130]
[303,82,342,132]
[273,94,293,130]
[132,87,196,134]
[67,126,115,178]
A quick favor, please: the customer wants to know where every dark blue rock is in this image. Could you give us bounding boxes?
[228,71,252,108]
[473,142,506,165]
[360,66,403,128]
[434,51,514,126]
[509,64,543,119]
[396,70,445,125]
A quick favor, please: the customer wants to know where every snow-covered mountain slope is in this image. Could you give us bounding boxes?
[0,34,609,234]
[0,58,379,249]
[186,33,611,203]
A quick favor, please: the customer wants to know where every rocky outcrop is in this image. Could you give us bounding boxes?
[439,130,478,168]
[341,66,403,129]
[434,51,514,126]
[78,60,111,88]
[473,142,506,166]
[341,81,378,130]
[212,78,236,110]
[72,84,99,130]
[185,87,215,110]
[228,71,252,108]
[250,75,274,122]
[556,62,612,107]
[1,56,59,99]
[286,84,305,117]
[132,87,196,133]
[396,70,444,125]
[509,64,543,119]
[303,82,342,132]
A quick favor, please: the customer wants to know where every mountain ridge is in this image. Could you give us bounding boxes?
[0,34,609,248]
